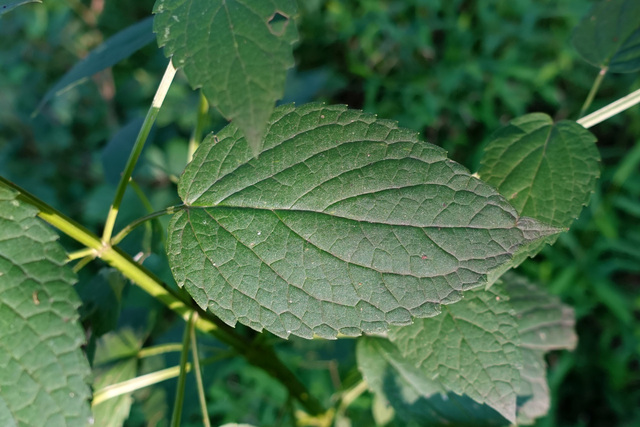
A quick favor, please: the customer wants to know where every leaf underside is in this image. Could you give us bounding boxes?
[358,273,577,425]
[167,103,558,339]
[153,0,298,154]
[357,337,507,427]
[572,0,640,73]
[388,285,522,423]
[502,272,577,425]
[0,187,91,426]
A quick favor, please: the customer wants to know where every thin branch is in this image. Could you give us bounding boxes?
[577,88,640,129]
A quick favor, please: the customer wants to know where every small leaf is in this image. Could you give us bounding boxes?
[0,187,92,426]
[153,0,298,154]
[167,103,558,340]
[388,285,522,423]
[479,113,600,229]
[572,0,640,73]
[357,337,508,426]
[36,18,155,114]
[0,0,40,15]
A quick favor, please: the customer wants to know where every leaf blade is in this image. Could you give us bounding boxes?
[388,285,522,423]
[0,187,92,426]
[572,0,640,73]
[478,113,600,230]
[168,104,559,339]
[153,0,298,154]
[502,272,577,424]
[357,337,508,426]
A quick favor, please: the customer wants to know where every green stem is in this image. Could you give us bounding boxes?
[138,343,184,358]
[111,204,184,246]
[67,247,96,261]
[72,255,94,273]
[578,67,608,119]
[577,87,640,129]
[129,180,156,255]
[102,61,177,242]
[92,352,234,407]
[171,313,194,427]
[188,91,210,163]
[93,363,193,407]
[190,313,212,427]
[0,176,324,416]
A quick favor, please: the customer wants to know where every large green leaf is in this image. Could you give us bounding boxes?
[572,0,640,73]
[36,18,155,113]
[478,113,599,229]
[387,285,522,423]
[357,337,508,427]
[153,0,298,154]
[501,272,577,425]
[0,187,92,426]
[167,103,557,339]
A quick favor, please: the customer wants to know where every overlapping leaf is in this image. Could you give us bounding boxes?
[479,113,599,229]
[153,0,298,154]
[387,285,522,423]
[501,272,577,425]
[572,0,640,73]
[360,274,577,425]
[0,187,92,426]
[167,103,557,339]
[357,337,507,426]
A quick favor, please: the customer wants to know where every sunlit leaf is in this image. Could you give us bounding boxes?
[0,187,92,426]
[167,103,558,339]
[153,0,298,154]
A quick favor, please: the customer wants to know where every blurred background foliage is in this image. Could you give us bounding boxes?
[1,0,639,426]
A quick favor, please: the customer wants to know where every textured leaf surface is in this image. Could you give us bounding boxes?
[572,0,640,73]
[503,272,577,352]
[479,113,599,229]
[167,103,558,339]
[388,285,522,423]
[153,0,298,154]
[502,272,577,425]
[0,187,92,426]
[37,18,155,113]
[357,337,507,426]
